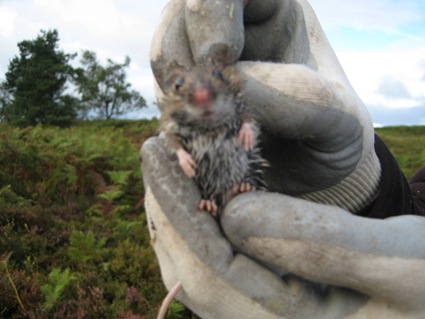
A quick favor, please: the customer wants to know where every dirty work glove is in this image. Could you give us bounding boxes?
[143,0,425,318]
[142,149,425,318]
[151,0,380,213]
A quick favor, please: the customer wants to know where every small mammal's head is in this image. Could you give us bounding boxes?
[164,61,242,127]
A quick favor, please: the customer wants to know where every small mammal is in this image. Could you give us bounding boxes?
[160,61,267,216]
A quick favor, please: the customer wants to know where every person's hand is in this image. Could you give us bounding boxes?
[142,138,425,318]
[151,0,380,213]
[143,0,425,317]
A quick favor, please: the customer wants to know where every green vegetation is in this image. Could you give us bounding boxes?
[376,126,425,180]
[2,30,77,127]
[75,51,146,120]
[0,119,166,318]
[0,120,423,318]
[0,30,146,127]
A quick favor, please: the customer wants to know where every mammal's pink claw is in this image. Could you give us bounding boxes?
[176,148,197,178]
[238,122,254,150]
[199,199,218,216]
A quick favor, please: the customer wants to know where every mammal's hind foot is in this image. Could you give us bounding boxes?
[199,199,218,216]
[232,182,255,195]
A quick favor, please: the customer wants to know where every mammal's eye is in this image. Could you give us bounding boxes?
[175,77,185,91]
[212,69,225,81]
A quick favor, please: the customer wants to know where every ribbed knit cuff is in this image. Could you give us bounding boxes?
[299,151,382,213]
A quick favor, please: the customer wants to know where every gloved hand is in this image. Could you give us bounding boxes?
[151,0,380,213]
[143,0,425,317]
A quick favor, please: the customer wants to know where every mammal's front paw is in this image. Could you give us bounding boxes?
[176,148,197,178]
[238,122,254,150]
[199,199,218,216]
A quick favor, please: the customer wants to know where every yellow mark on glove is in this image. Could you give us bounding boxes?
[229,1,235,18]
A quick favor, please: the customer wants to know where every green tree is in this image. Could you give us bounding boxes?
[4,29,78,127]
[75,50,146,120]
[0,81,13,122]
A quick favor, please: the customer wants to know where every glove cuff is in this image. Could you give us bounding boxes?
[299,150,381,213]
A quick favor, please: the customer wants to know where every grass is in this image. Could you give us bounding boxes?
[0,120,423,318]
[376,126,425,180]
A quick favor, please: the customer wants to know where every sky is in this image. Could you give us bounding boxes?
[0,0,424,126]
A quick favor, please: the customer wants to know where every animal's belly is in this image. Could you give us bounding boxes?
[188,136,250,197]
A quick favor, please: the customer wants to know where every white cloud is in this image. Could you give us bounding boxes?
[337,47,425,110]
[421,59,425,81]
[376,75,412,100]
[32,0,151,57]
[0,6,17,37]
[309,0,423,33]
[338,45,425,123]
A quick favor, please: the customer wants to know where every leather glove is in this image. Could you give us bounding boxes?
[143,0,425,317]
